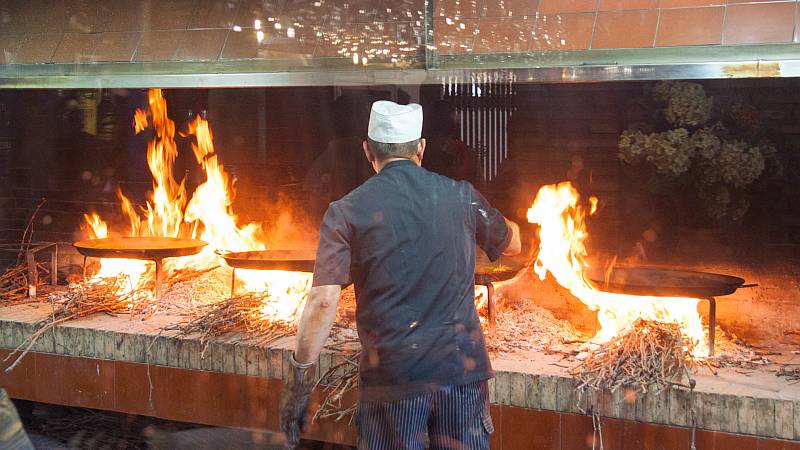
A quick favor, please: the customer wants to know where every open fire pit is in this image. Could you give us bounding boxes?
[74,237,207,297]
[584,266,754,355]
[1,76,799,449]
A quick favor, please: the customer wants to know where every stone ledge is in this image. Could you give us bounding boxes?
[1,303,798,441]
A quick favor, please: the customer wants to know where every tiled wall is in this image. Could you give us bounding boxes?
[435,0,800,54]
[0,0,425,65]
[0,0,798,66]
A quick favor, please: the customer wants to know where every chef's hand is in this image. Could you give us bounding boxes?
[279,360,316,449]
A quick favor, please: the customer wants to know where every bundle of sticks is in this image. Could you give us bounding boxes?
[572,319,694,394]
[776,365,800,382]
[4,277,135,373]
[314,351,360,424]
[0,262,50,303]
[166,292,297,354]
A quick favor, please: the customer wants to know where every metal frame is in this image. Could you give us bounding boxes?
[705,297,717,356]
[2,44,800,88]
[481,281,497,335]
[0,242,60,298]
[81,255,164,298]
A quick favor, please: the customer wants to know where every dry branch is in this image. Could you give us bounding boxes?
[776,365,800,382]
[0,262,50,304]
[313,351,360,424]
[4,277,138,373]
[572,319,694,394]
[165,292,297,354]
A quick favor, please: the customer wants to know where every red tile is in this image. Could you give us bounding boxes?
[146,0,195,30]
[238,376,279,430]
[433,19,479,54]
[52,33,101,63]
[723,3,795,45]
[65,357,115,410]
[30,353,115,410]
[0,33,61,64]
[598,417,625,449]
[483,0,540,18]
[796,5,800,44]
[659,0,723,7]
[656,6,723,46]
[592,10,658,48]
[502,407,560,450]
[539,0,598,14]
[714,431,758,450]
[134,30,183,61]
[561,413,594,449]
[474,18,534,53]
[93,31,141,62]
[190,0,241,28]
[313,22,393,58]
[113,360,153,416]
[726,0,793,3]
[174,29,228,61]
[435,0,482,18]
[531,12,595,51]
[598,0,657,10]
[0,349,36,400]
[490,404,503,450]
[234,0,283,27]
[759,437,800,450]
[623,421,691,450]
[695,429,716,450]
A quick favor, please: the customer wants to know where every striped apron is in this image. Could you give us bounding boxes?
[357,380,493,450]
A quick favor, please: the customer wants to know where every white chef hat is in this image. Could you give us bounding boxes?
[367,100,423,144]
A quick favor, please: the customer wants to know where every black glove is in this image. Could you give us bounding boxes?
[279,362,316,449]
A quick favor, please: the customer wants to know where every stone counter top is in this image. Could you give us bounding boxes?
[0,302,798,441]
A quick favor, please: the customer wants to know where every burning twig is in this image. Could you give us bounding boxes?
[572,319,694,394]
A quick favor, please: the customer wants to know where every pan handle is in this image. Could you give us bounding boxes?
[739,283,759,289]
[214,249,231,257]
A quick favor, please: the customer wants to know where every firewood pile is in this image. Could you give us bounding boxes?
[4,277,138,373]
[572,319,694,394]
[165,291,298,353]
[776,365,800,381]
[478,293,585,355]
[0,262,51,304]
[158,266,230,312]
[705,327,772,369]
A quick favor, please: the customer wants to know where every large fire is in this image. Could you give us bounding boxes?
[83,89,310,321]
[527,182,708,357]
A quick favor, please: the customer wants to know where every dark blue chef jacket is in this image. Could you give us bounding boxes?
[312,159,510,401]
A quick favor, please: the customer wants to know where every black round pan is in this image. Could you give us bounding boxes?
[584,266,746,298]
[74,237,207,260]
[217,249,317,272]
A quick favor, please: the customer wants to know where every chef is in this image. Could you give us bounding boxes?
[280,100,521,449]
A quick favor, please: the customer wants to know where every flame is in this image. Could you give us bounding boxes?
[83,89,310,320]
[526,182,708,357]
